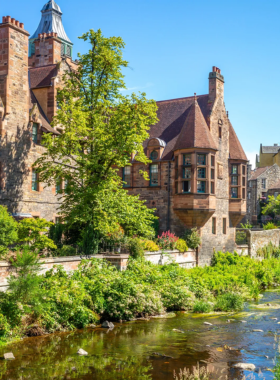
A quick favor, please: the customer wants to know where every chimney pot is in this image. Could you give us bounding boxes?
[2,16,6,23]
[11,18,15,24]
[6,16,11,23]
[15,20,19,27]
[20,22,24,29]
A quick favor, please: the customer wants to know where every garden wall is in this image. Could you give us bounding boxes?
[0,249,196,291]
[235,228,280,257]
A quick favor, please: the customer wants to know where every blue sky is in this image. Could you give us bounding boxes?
[3,0,280,167]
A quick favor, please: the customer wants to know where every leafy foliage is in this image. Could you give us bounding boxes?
[214,292,243,311]
[0,205,18,256]
[262,195,280,217]
[34,29,158,238]
[182,228,201,249]
[263,222,277,230]
[175,239,188,253]
[142,240,159,252]
[235,230,247,245]
[257,242,280,259]
[17,218,57,252]
[128,238,144,258]
[158,231,179,250]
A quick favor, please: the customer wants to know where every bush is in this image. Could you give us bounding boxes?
[193,300,213,313]
[159,283,194,311]
[263,222,277,230]
[0,313,10,337]
[214,292,243,312]
[143,240,159,252]
[257,242,280,259]
[157,231,178,250]
[49,223,64,248]
[0,205,18,257]
[128,238,144,258]
[55,245,77,257]
[182,228,201,249]
[175,239,188,253]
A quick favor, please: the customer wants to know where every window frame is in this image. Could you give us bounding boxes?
[32,123,38,143]
[150,164,159,187]
[123,166,132,188]
[31,170,39,192]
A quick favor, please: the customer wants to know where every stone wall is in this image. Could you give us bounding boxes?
[248,228,280,257]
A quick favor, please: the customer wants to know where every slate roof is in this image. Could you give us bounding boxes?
[249,167,269,181]
[29,65,57,89]
[229,122,247,161]
[30,90,59,135]
[261,145,280,154]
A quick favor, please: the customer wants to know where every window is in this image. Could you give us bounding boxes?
[223,218,227,235]
[183,154,191,166]
[123,166,131,187]
[182,168,191,179]
[150,150,158,160]
[212,217,216,234]
[248,192,251,200]
[242,177,245,186]
[231,187,238,198]
[232,165,238,174]
[262,178,266,189]
[197,180,206,193]
[198,168,206,179]
[64,179,69,194]
[32,170,39,191]
[150,164,159,186]
[211,156,215,167]
[219,126,222,139]
[56,180,62,194]
[183,180,191,193]
[66,45,71,57]
[211,169,215,180]
[197,154,206,165]
[61,43,65,56]
[211,182,215,194]
[242,166,246,175]
[274,192,279,198]
[231,176,238,185]
[32,123,38,143]
[249,181,252,188]
[242,188,245,199]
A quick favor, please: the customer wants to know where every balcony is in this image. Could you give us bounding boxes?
[173,193,216,228]
[229,198,246,226]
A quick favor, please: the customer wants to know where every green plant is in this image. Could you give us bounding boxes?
[214,292,243,312]
[17,218,57,252]
[174,363,213,380]
[0,314,10,338]
[157,231,178,250]
[0,205,18,257]
[143,240,159,252]
[128,238,144,258]
[175,239,188,253]
[193,300,212,313]
[159,283,194,311]
[49,222,64,248]
[182,228,201,249]
[257,242,280,258]
[235,230,247,245]
[263,222,277,230]
[78,224,99,255]
[55,245,77,257]
[240,221,253,229]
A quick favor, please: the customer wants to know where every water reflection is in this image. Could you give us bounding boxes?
[0,291,279,379]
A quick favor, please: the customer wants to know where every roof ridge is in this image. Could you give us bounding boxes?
[156,94,208,104]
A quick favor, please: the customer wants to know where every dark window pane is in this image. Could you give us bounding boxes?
[212,218,216,234]
[211,156,215,167]
[242,166,245,175]
[242,188,245,199]
[223,218,226,234]
[32,123,38,143]
[183,181,191,193]
[231,176,238,185]
[231,187,238,198]
[32,171,38,191]
[183,154,191,166]
[197,154,206,165]
[150,150,158,160]
[242,177,245,186]
[211,168,215,179]
[232,165,238,174]
[198,168,206,179]
[183,168,191,179]
[123,166,131,187]
[197,181,206,193]
[219,126,222,139]
[211,182,214,194]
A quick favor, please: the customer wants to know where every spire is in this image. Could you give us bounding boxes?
[174,96,217,151]
[30,0,72,44]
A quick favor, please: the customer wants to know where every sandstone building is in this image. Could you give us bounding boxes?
[0,1,247,264]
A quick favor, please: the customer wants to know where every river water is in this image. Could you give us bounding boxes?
[1,290,280,379]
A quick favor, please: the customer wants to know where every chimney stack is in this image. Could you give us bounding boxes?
[209,66,224,103]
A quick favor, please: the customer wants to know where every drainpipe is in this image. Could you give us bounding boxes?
[167,161,171,231]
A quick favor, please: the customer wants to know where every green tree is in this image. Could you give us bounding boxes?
[262,195,280,217]
[0,205,18,256]
[18,218,57,252]
[34,29,158,238]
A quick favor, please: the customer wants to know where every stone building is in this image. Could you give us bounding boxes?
[256,143,280,168]
[246,164,280,224]
[0,0,77,221]
[124,67,247,265]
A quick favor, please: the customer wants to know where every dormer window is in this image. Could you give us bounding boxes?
[150,150,158,160]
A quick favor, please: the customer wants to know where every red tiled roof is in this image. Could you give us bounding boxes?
[229,122,247,161]
[29,64,57,89]
[249,166,269,180]
[30,90,59,135]
[143,95,210,160]
[174,98,217,151]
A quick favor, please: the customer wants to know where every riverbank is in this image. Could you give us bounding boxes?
[1,251,280,347]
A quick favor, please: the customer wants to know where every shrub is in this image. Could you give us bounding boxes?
[78,224,99,255]
[49,223,64,248]
[128,238,144,258]
[257,242,280,259]
[17,218,57,252]
[157,231,178,250]
[55,245,77,257]
[159,283,194,311]
[175,239,188,253]
[263,222,277,230]
[182,228,201,249]
[0,313,10,337]
[235,230,247,245]
[143,240,159,252]
[193,300,212,313]
[240,221,253,229]
[214,292,243,312]
[0,205,18,257]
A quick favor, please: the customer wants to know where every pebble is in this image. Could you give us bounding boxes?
[204,322,213,326]
[240,320,247,323]
[232,363,256,371]
[252,329,264,332]
[101,321,114,329]
[272,318,278,321]
[77,348,88,356]
[172,329,184,333]
[3,353,15,360]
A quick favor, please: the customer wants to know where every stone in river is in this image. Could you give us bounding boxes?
[272,318,278,320]
[77,348,88,356]
[101,321,114,329]
[204,322,212,326]
[4,353,15,360]
[240,320,247,323]
[232,363,255,371]
[252,329,263,332]
[172,329,184,333]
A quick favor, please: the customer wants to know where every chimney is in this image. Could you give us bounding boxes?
[209,66,224,103]
[274,143,278,146]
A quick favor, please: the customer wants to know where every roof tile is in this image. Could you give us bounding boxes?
[29,64,57,89]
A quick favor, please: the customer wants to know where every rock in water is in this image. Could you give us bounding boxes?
[240,320,247,323]
[102,321,114,329]
[172,329,184,333]
[252,329,263,332]
[272,318,278,321]
[77,348,88,356]
[204,322,212,326]
[4,353,15,360]
[232,363,256,370]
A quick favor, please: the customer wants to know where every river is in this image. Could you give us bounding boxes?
[0,290,280,379]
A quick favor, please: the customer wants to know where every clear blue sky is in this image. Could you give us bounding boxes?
[3,0,280,167]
